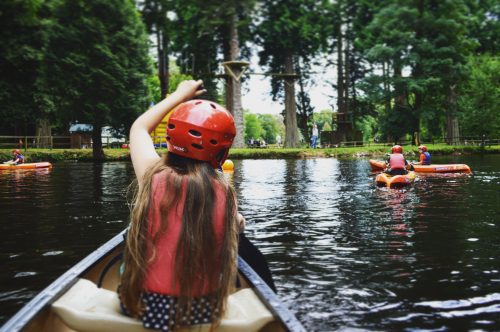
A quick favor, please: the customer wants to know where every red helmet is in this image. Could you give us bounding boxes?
[418,145,427,152]
[391,145,403,153]
[166,100,236,168]
[12,149,20,154]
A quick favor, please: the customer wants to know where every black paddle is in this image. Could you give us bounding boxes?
[238,233,277,293]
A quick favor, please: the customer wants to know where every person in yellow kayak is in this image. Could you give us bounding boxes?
[4,149,25,165]
[414,145,431,165]
[119,80,246,331]
[385,145,410,175]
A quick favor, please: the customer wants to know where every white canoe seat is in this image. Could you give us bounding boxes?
[52,278,274,332]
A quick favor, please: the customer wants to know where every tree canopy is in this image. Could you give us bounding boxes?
[0,0,498,155]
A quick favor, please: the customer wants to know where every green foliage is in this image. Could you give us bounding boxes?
[312,109,334,132]
[0,0,48,134]
[465,0,500,54]
[258,114,282,144]
[459,55,500,137]
[45,0,151,146]
[256,0,328,99]
[244,113,262,142]
[243,112,283,144]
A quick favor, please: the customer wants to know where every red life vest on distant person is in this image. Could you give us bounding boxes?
[143,170,227,297]
[389,153,406,170]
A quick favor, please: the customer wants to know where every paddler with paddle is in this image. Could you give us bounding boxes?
[3,149,25,165]
[384,145,411,175]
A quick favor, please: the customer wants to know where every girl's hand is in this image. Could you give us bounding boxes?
[172,80,206,102]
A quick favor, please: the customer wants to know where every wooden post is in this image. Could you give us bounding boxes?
[222,60,249,148]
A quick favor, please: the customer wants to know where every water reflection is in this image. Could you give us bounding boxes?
[234,157,500,331]
[0,162,133,323]
[1,156,500,330]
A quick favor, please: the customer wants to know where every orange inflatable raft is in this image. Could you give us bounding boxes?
[0,162,52,170]
[369,159,471,174]
[375,171,417,189]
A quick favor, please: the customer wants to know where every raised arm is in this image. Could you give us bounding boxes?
[129,80,205,181]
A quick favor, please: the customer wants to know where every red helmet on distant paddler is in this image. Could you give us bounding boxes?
[391,145,403,153]
[12,149,20,154]
[166,99,236,168]
[418,145,427,152]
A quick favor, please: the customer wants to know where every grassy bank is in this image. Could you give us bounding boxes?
[1,144,499,162]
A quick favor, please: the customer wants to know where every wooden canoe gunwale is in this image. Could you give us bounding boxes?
[0,230,127,332]
[1,230,305,332]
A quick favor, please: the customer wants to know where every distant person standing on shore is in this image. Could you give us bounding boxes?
[310,123,319,148]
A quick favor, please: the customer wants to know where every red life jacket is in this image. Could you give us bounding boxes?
[389,153,406,170]
[143,170,227,297]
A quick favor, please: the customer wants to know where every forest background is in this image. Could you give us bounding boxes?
[0,0,498,160]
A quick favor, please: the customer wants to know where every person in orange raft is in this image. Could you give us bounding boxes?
[5,149,25,165]
[385,145,410,175]
[414,145,431,165]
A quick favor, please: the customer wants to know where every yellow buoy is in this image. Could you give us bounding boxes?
[222,159,234,172]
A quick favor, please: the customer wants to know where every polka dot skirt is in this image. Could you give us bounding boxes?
[120,291,217,332]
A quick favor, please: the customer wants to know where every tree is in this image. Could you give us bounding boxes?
[256,0,328,147]
[360,1,418,142]
[465,0,500,55]
[244,113,262,143]
[312,109,334,132]
[0,0,48,135]
[140,0,174,99]
[296,77,315,143]
[220,0,255,148]
[46,0,150,160]
[459,55,500,138]
[258,114,282,144]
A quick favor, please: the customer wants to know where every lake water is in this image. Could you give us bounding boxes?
[1,155,499,331]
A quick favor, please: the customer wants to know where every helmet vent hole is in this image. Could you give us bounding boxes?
[191,143,203,150]
[168,124,175,129]
[166,136,171,141]
[189,130,202,137]
[210,139,218,145]
[210,103,216,109]
[195,101,202,105]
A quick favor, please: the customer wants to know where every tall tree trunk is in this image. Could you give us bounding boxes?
[336,22,345,114]
[284,53,298,148]
[446,84,460,145]
[392,62,407,144]
[383,62,391,114]
[297,75,310,143]
[344,22,350,115]
[224,12,244,148]
[393,63,407,112]
[92,125,105,161]
[412,0,424,146]
[157,29,169,98]
[35,119,51,148]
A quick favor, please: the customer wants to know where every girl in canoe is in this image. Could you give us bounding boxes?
[120,80,244,331]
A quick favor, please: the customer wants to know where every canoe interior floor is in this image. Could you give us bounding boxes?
[22,245,284,332]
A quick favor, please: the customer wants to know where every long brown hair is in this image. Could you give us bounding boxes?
[120,153,239,328]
